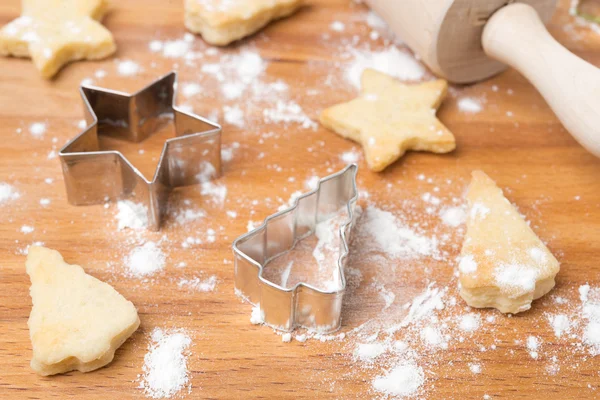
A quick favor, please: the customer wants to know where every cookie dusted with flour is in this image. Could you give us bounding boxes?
[184,0,303,46]
[320,69,455,172]
[0,0,116,79]
[459,171,560,314]
[26,246,140,376]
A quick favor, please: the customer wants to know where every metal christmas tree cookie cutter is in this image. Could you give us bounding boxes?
[58,72,221,231]
[233,164,359,333]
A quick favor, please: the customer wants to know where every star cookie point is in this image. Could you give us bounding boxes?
[320,69,455,172]
[0,0,116,79]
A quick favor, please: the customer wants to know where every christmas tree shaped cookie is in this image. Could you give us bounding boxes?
[26,246,140,376]
[459,171,560,314]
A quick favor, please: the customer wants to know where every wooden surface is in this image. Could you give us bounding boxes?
[1,0,600,398]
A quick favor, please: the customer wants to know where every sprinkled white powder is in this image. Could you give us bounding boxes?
[174,208,206,225]
[527,336,539,359]
[529,247,547,264]
[440,206,466,227]
[457,97,483,113]
[118,60,141,76]
[470,202,490,219]
[262,100,316,129]
[223,105,244,127]
[0,183,20,204]
[282,333,292,343]
[469,363,482,374]
[139,328,192,399]
[20,225,34,234]
[420,326,445,348]
[178,275,218,292]
[372,362,425,397]
[117,200,149,230]
[345,47,425,89]
[250,305,264,325]
[126,242,166,277]
[580,284,590,302]
[362,206,438,259]
[39,198,50,206]
[29,122,46,138]
[305,176,319,190]
[494,264,537,293]
[181,82,202,98]
[459,313,481,332]
[458,255,477,274]
[354,342,386,361]
[330,21,345,32]
[200,182,227,204]
[548,314,570,338]
[340,150,360,164]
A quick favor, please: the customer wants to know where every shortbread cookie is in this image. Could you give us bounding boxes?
[185,0,303,46]
[459,171,560,314]
[26,246,140,376]
[320,69,455,172]
[0,0,116,79]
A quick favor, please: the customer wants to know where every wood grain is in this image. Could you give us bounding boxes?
[1,0,600,398]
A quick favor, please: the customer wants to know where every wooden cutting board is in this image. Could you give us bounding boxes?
[1,0,600,398]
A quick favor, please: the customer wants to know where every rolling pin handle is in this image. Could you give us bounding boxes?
[482,3,600,158]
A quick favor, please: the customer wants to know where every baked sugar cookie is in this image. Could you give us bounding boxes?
[320,69,455,172]
[26,246,140,376]
[185,0,303,46]
[0,0,116,79]
[459,171,560,314]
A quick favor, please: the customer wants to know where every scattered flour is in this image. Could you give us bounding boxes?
[494,264,537,293]
[548,314,570,338]
[527,336,540,359]
[354,342,386,361]
[340,150,360,164]
[118,60,141,76]
[345,47,425,89]
[458,255,477,274]
[127,242,166,277]
[29,122,46,138]
[117,200,149,230]
[0,183,20,204]
[139,328,192,399]
[457,97,483,114]
[20,225,34,234]
[178,276,218,292]
[250,305,264,325]
[459,313,481,333]
[361,206,438,259]
[440,206,466,227]
[372,362,425,397]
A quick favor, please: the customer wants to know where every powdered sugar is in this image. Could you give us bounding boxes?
[117,200,149,230]
[29,122,46,138]
[494,264,537,293]
[372,362,425,397]
[457,97,483,114]
[345,47,425,89]
[127,242,166,278]
[117,60,141,76]
[0,183,20,204]
[178,275,218,292]
[360,206,439,259]
[139,328,192,398]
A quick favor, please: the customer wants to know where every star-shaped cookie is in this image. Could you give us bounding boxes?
[185,0,303,46]
[0,0,116,79]
[459,171,560,314]
[320,69,456,172]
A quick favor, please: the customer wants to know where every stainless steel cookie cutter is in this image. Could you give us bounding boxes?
[59,72,221,231]
[233,164,359,333]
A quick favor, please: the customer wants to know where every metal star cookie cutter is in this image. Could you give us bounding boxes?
[58,72,221,231]
[233,164,359,333]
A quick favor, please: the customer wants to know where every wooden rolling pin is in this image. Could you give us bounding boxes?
[365,0,600,158]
